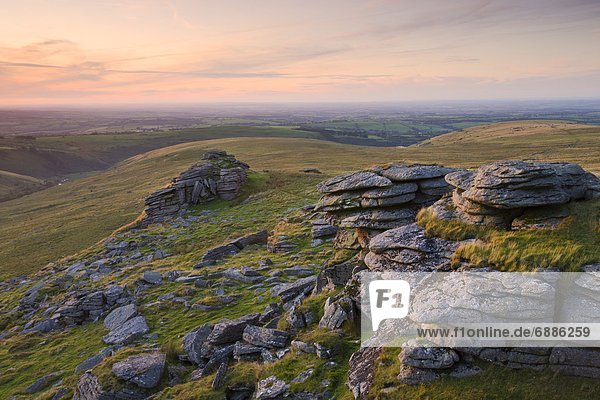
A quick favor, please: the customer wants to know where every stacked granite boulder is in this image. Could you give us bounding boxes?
[314,164,457,250]
[141,150,249,226]
[430,161,600,229]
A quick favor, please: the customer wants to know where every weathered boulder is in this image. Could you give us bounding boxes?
[399,344,459,369]
[183,324,213,365]
[102,315,149,345]
[549,348,600,378]
[104,304,137,331]
[319,297,355,330]
[429,160,600,229]
[73,372,104,400]
[242,325,290,348]
[364,223,462,272]
[199,230,268,265]
[233,341,264,361]
[314,164,461,250]
[311,219,338,239]
[397,365,440,385]
[465,161,597,208]
[347,347,382,399]
[142,271,162,285]
[271,275,317,304]
[75,348,114,374]
[207,314,260,345]
[338,209,416,230]
[112,353,166,389]
[26,373,61,394]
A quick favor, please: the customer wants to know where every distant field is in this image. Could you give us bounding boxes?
[0,120,598,278]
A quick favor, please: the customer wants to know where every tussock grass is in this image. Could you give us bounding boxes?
[417,199,600,271]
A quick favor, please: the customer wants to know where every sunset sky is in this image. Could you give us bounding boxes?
[1,0,599,105]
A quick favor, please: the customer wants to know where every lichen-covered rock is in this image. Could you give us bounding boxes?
[112,353,166,389]
[347,347,382,399]
[319,297,355,330]
[427,160,600,229]
[255,376,289,399]
[104,304,137,331]
[314,164,461,251]
[242,325,290,348]
[549,348,600,378]
[338,209,416,230]
[316,171,392,193]
[73,372,104,400]
[379,164,456,182]
[207,314,260,345]
[183,323,214,365]
[102,315,149,345]
[364,224,462,272]
[399,344,459,369]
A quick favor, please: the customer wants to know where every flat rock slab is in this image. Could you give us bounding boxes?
[102,315,149,345]
[271,276,317,303]
[242,325,290,348]
[368,223,457,254]
[379,164,455,182]
[104,304,138,331]
[112,353,166,389]
[316,171,392,193]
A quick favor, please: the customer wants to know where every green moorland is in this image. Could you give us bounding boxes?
[0,125,323,201]
[0,120,598,278]
[0,120,599,399]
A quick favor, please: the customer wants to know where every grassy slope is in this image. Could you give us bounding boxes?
[0,170,47,202]
[0,120,599,279]
[0,126,322,202]
[0,121,599,399]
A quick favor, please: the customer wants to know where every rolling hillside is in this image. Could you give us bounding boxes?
[0,120,599,278]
